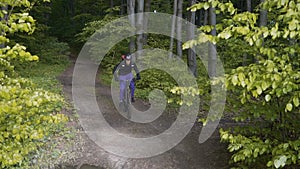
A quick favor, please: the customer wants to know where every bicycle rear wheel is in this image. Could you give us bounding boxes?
[124,80,131,119]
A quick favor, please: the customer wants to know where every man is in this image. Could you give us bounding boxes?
[113,54,140,104]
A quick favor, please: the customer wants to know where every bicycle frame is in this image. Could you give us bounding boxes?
[123,80,131,119]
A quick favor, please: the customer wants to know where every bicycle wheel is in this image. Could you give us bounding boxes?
[124,80,131,119]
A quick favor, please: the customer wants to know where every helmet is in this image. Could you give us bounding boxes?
[121,55,126,60]
[125,54,131,60]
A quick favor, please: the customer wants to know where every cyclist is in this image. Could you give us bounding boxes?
[113,54,140,106]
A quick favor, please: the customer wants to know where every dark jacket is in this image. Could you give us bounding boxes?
[113,60,140,79]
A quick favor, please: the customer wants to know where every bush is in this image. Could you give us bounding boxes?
[0,74,68,168]
[0,1,69,167]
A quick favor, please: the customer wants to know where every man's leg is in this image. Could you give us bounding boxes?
[130,80,135,102]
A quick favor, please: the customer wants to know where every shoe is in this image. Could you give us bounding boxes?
[131,97,135,102]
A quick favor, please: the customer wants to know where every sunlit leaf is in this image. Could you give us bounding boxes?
[274,155,287,168]
[265,94,271,102]
[293,97,299,107]
[286,103,293,112]
[204,2,210,10]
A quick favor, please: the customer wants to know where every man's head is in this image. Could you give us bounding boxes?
[125,54,131,65]
[125,54,131,61]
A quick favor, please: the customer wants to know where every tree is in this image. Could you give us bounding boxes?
[187,0,197,77]
[120,0,127,15]
[188,0,300,168]
[243,0,252,65]
[190,0,300,168]
[127,0,136,53]
[176,0,183,58]
[0,0,67,168]
[208,5,217,77]
[143,0,151,44]
[246,0,252,12]
[136,0,144,58]
[259,0,267,27]
[169,0,178,58]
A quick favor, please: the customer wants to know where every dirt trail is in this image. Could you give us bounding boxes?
[57,56,231,169]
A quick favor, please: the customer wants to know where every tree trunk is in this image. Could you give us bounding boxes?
[110,0,114,8]
[208,6,216,77]
[121,0,126,15]
[188,0,197,77]
[257,0,267,62]
[169,0,177,58]
[127,0,136,53]
[143,0,151,45]
[176,0,183,58]
[246,0,251,12]
[136,0,144,58]
[203,8,208,25]
[259,0,267,27]
[243,0,252,65]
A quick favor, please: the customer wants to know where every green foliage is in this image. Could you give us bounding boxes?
[187,0,300,168]
[0,76,67,168]
[144,34,173,51]
[75,15,118,43]
[48,0,114,45]
[136,68,177,101]
[76,11,133,63]
[135,50,203,109]
[0,0,68,168]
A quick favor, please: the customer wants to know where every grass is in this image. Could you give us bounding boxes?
[17,60,70,94]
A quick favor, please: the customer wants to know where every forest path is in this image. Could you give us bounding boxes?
[57,56,230,169]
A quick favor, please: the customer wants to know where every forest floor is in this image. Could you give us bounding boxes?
[55,55,232,169]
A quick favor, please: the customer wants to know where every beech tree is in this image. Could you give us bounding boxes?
[176,0,183,58]
[0,0,67,168]
[169,0,178,58]
[127,0,135,53]
[187,0,300,168]
[187,0,197,77]
[136,0,144,58]
[208,4,217,77]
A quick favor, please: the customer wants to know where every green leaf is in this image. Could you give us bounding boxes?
[219,3,226,12]
[204,2,210,10]
[288,19,297,31]
[274,74,281,81]
[212,1,218,8]
[190,7,197,12]
[270,27,278,38]
[263,30,269,38]
[231,75,238,86]
[236,27,250,35]
[218,31,232,39]
[286,103,293,112]
[257,86,262,95]
[238,73,245,81]
[283,29,289,38]
[265,94,271,102]
[267,161,273,167]
[262,81,269,90]
[289,31,296,38]
[293,97,299,107]
[274,155,287,168]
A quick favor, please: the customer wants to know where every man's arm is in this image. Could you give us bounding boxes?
[113,63,120,80]
[133,63,141,80]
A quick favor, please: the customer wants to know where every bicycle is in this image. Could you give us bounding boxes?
[121,79,131,119]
